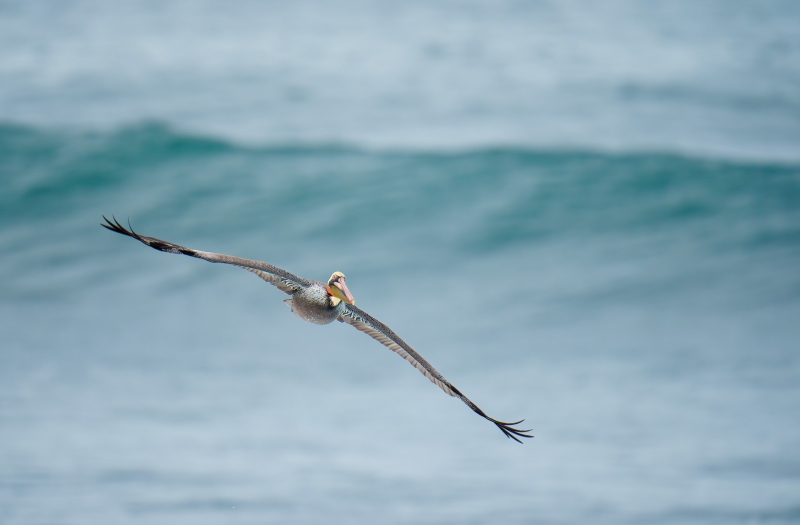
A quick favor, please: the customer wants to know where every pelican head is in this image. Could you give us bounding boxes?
[327,271,356,305]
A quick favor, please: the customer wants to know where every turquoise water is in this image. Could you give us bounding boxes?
[2,1,800,523]
[2,1,800,160]
[1,124,799,524]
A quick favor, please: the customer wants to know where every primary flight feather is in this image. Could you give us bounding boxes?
[102,216,532,443]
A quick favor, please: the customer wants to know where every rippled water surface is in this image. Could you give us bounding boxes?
[1,2,800,524]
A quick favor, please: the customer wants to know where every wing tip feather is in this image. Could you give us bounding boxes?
[101,214,145,243]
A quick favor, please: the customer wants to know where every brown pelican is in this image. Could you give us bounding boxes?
[102,216,532,443]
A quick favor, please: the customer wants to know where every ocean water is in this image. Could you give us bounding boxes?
[2,0,800,160]
[2,2,800,525]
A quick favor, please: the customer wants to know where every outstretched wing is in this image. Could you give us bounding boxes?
[338,303,533,443]
[101,215,311,294]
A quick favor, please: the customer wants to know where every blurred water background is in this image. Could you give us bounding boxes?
[2,1,800,524]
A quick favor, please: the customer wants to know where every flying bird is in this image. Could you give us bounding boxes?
[102,216,532,442]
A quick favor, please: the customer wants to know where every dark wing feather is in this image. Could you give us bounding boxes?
[101,215,310,294]
[338,303,533,443]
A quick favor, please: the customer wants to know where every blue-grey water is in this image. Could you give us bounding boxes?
[2,2,800,525]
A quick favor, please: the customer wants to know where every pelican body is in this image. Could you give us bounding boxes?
[101,216,532,443]
[288,271,354,325]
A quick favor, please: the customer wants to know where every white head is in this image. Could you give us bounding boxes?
[326,271,355,305]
